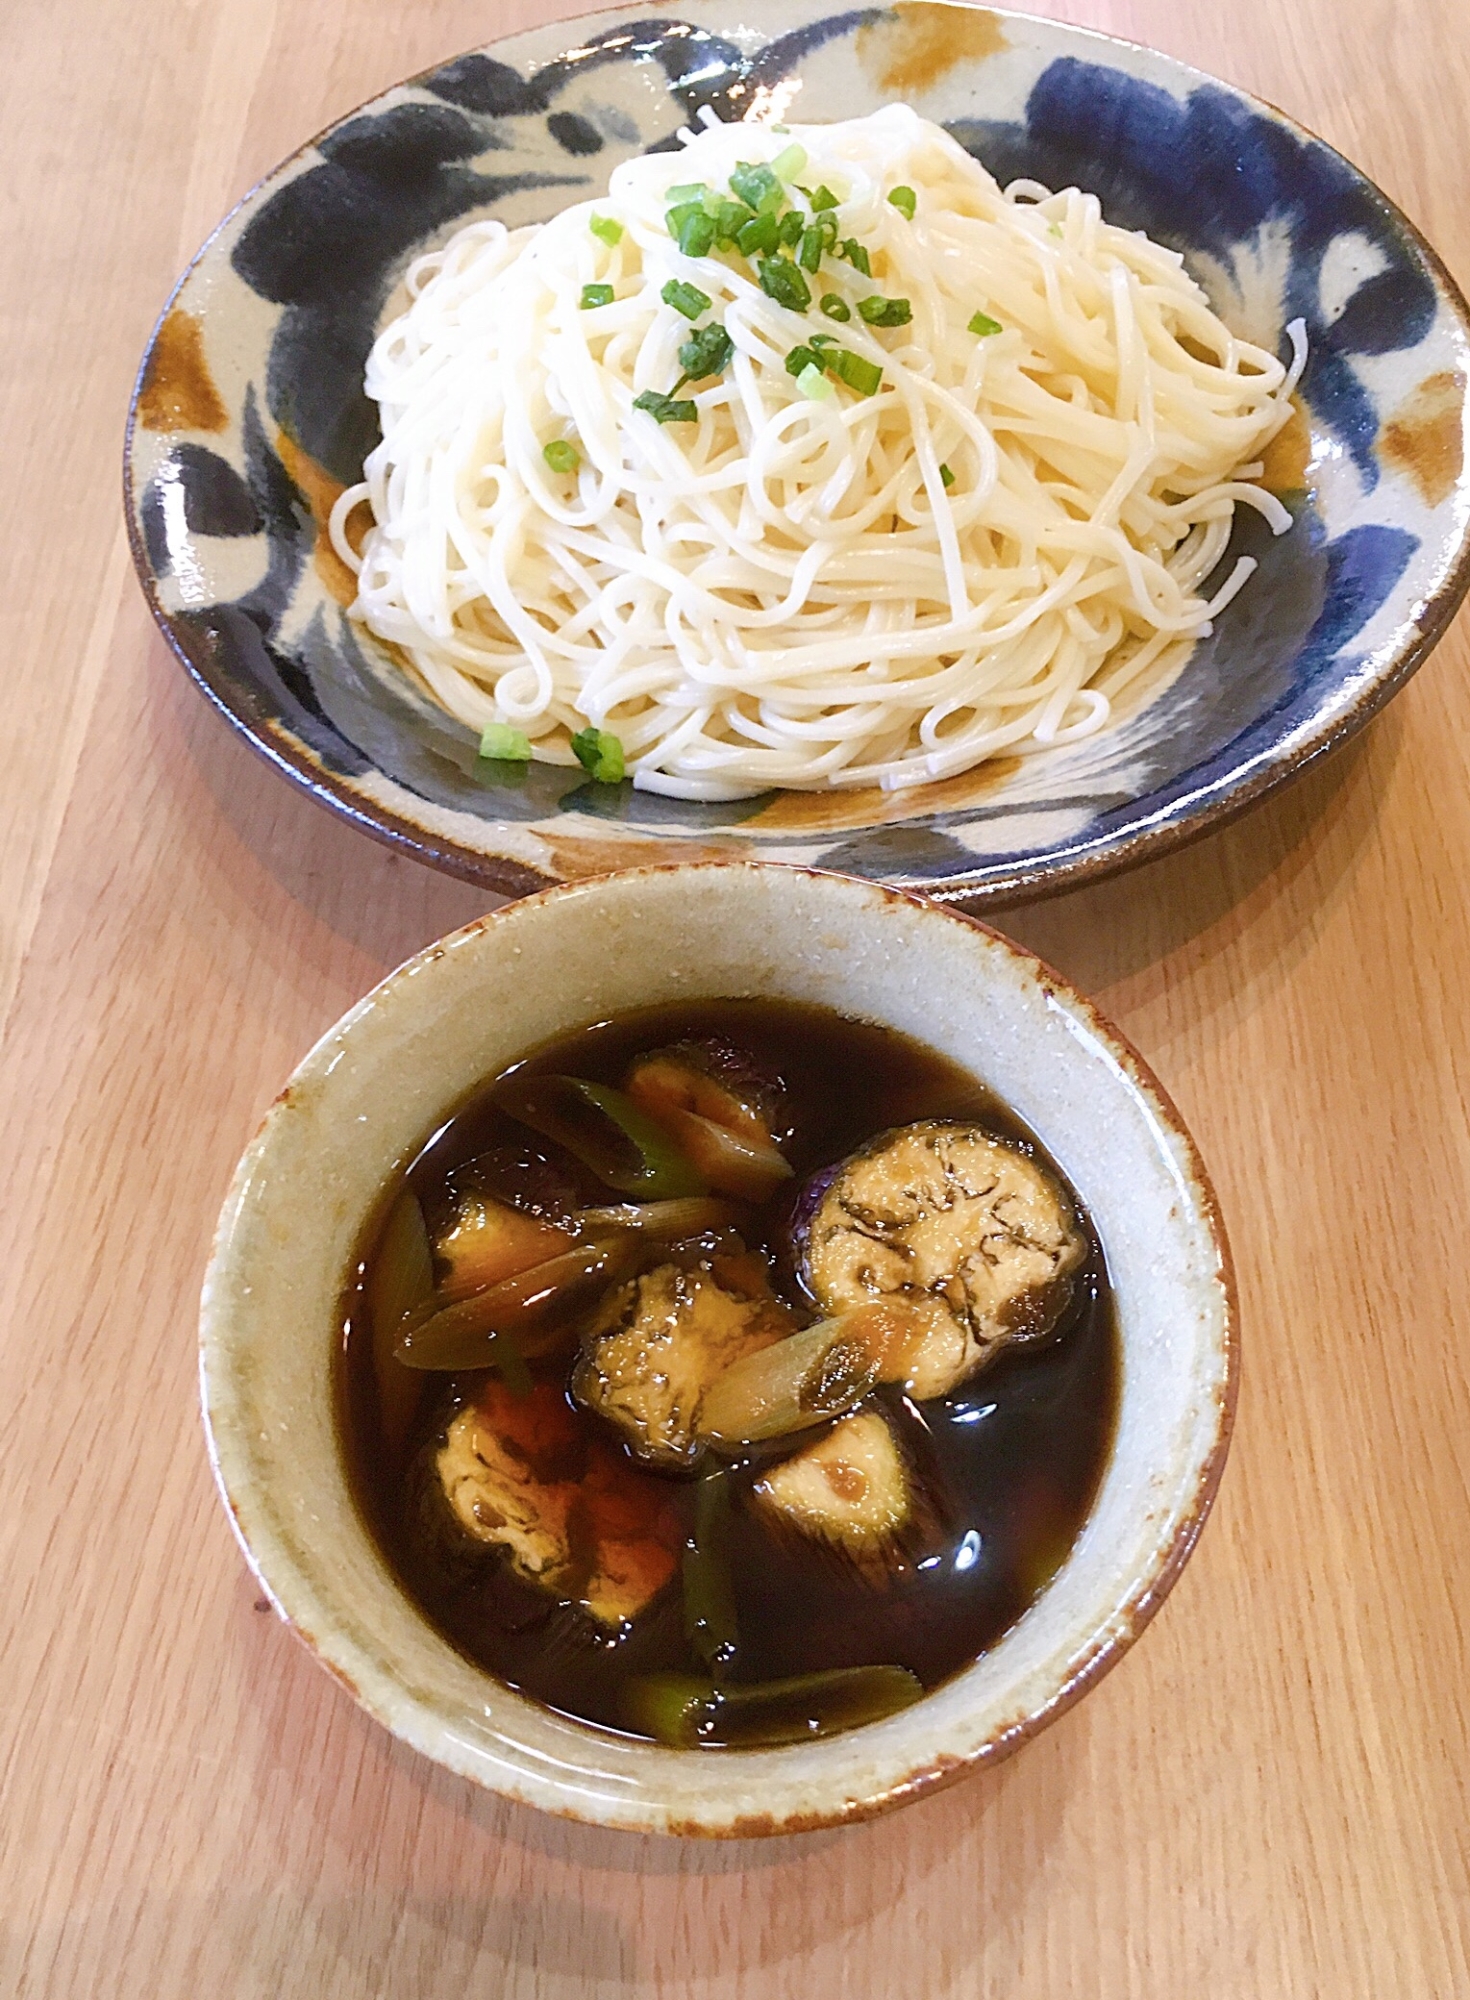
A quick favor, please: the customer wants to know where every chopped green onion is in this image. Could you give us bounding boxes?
[675,208,717,257]
[808,331,838,349]
[729,161,782,214]
[633,389,699,425]
[665,181,708,205]
[770,142,807,182]
[797,225,825,272]
[887,185,917,220]
[677,321,734,382]
[939,462,955,488]
[479,722,533,761]
[579,282,614,309]
[570,725,626,784]
[830,348,883,396]
[736,211,780,257]
[712,196,751,245]
[840,238,872,276]
[662,277,712,321]
[621,1665,924,1749]
[819,292,852,322]
[499,1074,703,1200]
[968,310,1003,337]
[785,343,820,377]
[809,184,840,212]
[757,255,811,313]
[1049,222,1063,239]
[589,213,623,246]
[814,209,840,246]
[857,294,913,326]
[684,1470,738,1672]
[541,439,580,475]
[795,362,835,402]
[778,210,804,247]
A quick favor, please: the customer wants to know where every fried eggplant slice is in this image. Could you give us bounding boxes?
[798,1121,1086,1399]
[751,1409,912,1571]
[574,1251,796,1468]
[436,1379,583,1590]
[435,1379,679,1626]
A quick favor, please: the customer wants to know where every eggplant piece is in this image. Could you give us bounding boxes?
[436,1192,571,1301]
[625,1041,793,1201]
[574,1253,796,1469]
[797,1121,1086,1399]
[437,1379,584,1592]
[435,1379,680,1627]
[751,1409,913,1572]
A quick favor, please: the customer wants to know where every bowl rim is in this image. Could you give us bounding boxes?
[199,859,1239,1835]
[125,1,1470,907]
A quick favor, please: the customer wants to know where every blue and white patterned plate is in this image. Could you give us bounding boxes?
[125,2,1470,902]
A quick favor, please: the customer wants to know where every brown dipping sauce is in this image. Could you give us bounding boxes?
[336,999,1119,1743]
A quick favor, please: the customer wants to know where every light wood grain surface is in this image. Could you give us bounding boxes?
[4,1,1469,1992]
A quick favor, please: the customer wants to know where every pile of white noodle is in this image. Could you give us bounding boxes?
[331,105,1304,799]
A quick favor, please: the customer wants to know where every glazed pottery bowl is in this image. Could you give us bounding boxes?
[201,863,1235,1835]
[127,2,1470,905]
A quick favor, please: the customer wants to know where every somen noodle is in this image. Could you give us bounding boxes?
[331,106,1305,800]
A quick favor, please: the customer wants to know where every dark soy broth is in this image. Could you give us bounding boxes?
[337,999,1119,1742]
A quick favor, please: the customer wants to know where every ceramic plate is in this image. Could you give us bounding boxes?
[126,2,1470,902]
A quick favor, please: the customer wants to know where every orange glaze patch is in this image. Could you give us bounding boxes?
[136,308,227,433]
[274,429,371,606]
[1379,370,1466,508]
[537,831,748,878]
[1259,398,1311,494]
[856,3,1007,94]
[747,755,1022,834]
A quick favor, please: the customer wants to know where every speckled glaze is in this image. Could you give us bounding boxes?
[127,4,1470,904]
[200,863,1236,1835]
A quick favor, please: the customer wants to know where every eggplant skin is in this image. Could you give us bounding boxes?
[797,1121,1087,1399]
[574,1252,795,1469]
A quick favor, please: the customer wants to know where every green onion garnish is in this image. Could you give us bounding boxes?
[830,348,883,396]
[968,310,1003,337]
[662,278,712,321]
[675,208,717,257]
[479,723,532,762]
[633,389,699,424]
[757,256,811,313]
[589,213,623,246]
[665,182,708,205]
[939,462,955,488]
[1049,222,1063,239]
[677,321,734,382]
[857,295,912,326]
[785,344,820,377]
[570,726,626,784]
[542,439,580,474]
[819,293,852,322]
[579,282,614,309]
[712,197,751,245]
[840,238,872,276]
[778,210,804,247]
[808,332,838,349]
[797,226,825,273]
[736,211,781,257]
[809,185,840,212]
[729,161,782,214]
[770,142,807,182]
[887,186,917,220]
[795,362,835,402]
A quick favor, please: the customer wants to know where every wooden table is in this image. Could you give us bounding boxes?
[4,0,1469,1991]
